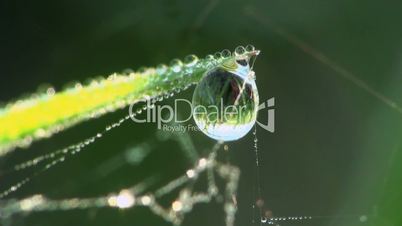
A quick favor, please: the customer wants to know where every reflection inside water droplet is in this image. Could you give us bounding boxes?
[192,56,259,141]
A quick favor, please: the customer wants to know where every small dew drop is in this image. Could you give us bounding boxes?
[209,185,218,195]
[205,54,214,60]
[75,83,83,90]
[137,67,147,74]
[184,54,198,67]
[214,52,222,59]
[172,200,183,212]
[170,59,183,73]
[174,87,181,93]
[122,68,134,75]
[115,190,135,209]
[46,87,56,96]
[245,44,255,52]
[198,158,208,169]
[140,195,153,206]
[255,198,264,208]
[35,129,47,138]
[235,46,246,55]
[186,169,196,178]
[156,64,168,75]
[221,49,231,58]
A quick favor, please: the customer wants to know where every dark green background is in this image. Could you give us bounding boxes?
[1,0,402,225]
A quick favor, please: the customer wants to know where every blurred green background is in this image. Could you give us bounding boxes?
[1,0,402,225]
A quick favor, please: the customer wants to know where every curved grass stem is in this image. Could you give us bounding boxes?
[0,48,256,157]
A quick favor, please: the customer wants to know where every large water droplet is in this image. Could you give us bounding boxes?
[192,60,259,141]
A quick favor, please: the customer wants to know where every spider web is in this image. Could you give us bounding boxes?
[0,113,240,226]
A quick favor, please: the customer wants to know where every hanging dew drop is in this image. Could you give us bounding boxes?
[192,51,259,141]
